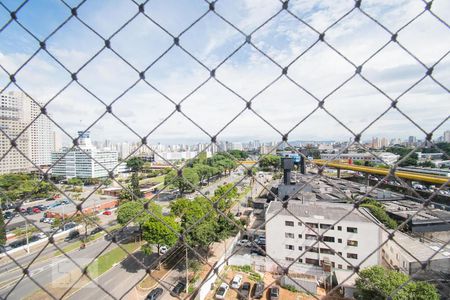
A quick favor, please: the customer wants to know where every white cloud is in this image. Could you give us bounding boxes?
[0,0,449,144]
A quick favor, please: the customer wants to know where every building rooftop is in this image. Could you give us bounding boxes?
[388,230,450,261]
[266,201,374,223]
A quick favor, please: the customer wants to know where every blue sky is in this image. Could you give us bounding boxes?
[0,0,449,145]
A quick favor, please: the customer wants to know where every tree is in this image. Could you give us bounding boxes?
[142,215,180,255]
[0,209,6,246]
[67,177,83,187]
[169,198,191,218]
[116,200,162,226]
[355,266,439,300]
[228,150,249,160]
[130,172,143,199]
[126,157,145,172]
[165,168,199,195]
[259,154,281,171]
[72,213,100,240]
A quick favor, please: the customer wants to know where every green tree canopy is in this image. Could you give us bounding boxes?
[116,200,162,226]
[228,150,249,160]
[0,210,6,246]
[259,154,281,171]
[126,157,145,172]
[164,168,200,195]
[67,177,84,186]
[142,215,180,254]
[355,266,439,300]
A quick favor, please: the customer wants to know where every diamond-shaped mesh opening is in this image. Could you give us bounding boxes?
[0,1,449,300]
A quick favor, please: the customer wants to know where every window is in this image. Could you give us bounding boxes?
[305,234,316,240]
[338,238,342,243]
[347,240,358,247]
[285,245,294,250]
[299,259,303,263]
[285,221,294,227]
[305,258,320,266]
[323,236,335,243]
[285,257,295,262]
[338,264,343,269]
[285,233,294,238]
[338,252,342,256]
[306,222,318,228]
[347,265,354,270]
[320,248,334,255]
[298,234,303,239]
[347,227,358,233]
[298,246,303,251]
[320,224,334,229]
[347,253,358,259]
[307,247,319,253]
[337,226,342,231]
[298,222,302,226]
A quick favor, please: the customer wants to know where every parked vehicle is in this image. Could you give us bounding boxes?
[146,287,163,300]
[26,207,34,214]
[103,210,112,215]
[231,274,243,289]
[4,211,14,219]
[269,286,280,300]
[159,245,169,255]
[237,239,251,247]
[32,207,41,213]
[170,282,186,297]
[215,283,229,299]
[64,230,80,241]
[253,281,264,299]
[239,282,251,299]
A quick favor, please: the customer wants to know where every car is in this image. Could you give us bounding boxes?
[253,281,265,299]
[239,282,251,299]
[4,211,14,219]
[146,287,163,300]
[235,211,242,217]
[269,286,280,300]
[37,205,48,211]
[103,210,112,215]
[90,227,103,235]
[231,274,243,289]
[237,239,251,247]
[215,283,229,299]
[36,232,47,239]
[63,222,77,231]
[159,245,169,255]
[40,217,46,223]
[170,282,186,297]
[32,207,41,213]
[26,207,34,214]
[64,230,80,241]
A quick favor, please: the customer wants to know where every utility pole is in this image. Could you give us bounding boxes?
[185,246,189,293]
[25,218,30,253]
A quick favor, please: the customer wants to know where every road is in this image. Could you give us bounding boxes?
[0,236,119,299]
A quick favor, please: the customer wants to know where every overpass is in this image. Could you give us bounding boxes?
[313,159,449,185]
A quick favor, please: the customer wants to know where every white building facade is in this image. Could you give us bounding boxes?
[266,201,382,272]
[320,152,400,165]
[0,91,53,174]
[51,132,119,178]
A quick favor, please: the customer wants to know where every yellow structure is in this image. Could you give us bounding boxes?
[313,160,449,185]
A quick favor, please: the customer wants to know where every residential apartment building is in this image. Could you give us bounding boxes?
[0,91,53,174]
[266,201,382,271]
[51,131,119,178]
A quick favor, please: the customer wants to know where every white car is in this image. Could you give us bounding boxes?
[237,239,251,247]
[215,283,229,299]
[231,274,243,289]
[159,245,169,254]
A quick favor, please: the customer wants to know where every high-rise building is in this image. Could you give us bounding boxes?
[444,130,450,143]
[51,131,119,178]
[0,91,53,174]
[408,136,417,145]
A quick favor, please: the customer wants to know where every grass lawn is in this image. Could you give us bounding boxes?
[87,242,141,278]
[141,175,165,185]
